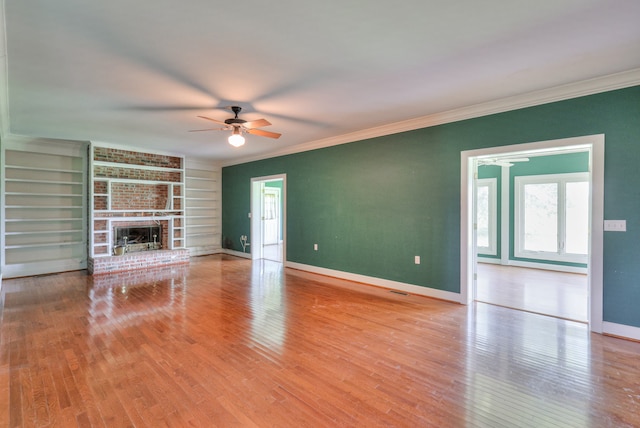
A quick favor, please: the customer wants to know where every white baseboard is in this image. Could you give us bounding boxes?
[2,259,86,279]
[189,247,223,257]
[285,261,462,303]
[222,249,252,259]
[478,258,588,274]
[477,257,501,264]
[602,322,640,342]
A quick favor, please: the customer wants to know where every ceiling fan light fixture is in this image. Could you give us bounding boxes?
[228,128,245,147]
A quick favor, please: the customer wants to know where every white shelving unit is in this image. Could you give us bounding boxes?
[1,137,88,278]
[89,144,186,258]
[185,158,221,256]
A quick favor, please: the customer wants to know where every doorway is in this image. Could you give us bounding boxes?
[251,174,286,263]
[461,135,604,332]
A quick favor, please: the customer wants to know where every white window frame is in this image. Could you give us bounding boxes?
[514,172,589,264]
[476,178,497,256]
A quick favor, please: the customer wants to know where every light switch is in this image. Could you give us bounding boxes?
[604,220,626,231]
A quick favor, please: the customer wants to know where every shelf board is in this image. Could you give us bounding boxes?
[5,165,83,174]
[186,176,217,182]
[93,160,184,173]
[5,229,84,236]
[92,177,183,186]
[5,218,84,222]
[93,209,183,213]
[186,232,219,237]
[6,205,83,209]
[6,241,84,249]
[5,178,83,185]
[6,192,83,197]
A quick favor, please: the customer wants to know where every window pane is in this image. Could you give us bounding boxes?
[565,182,589,255]
[523,183,557,252]
[476,186,489,248]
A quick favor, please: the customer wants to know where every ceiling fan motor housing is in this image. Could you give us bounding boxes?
[225,106,246,125]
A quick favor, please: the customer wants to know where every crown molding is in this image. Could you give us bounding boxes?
[222,68,640,167]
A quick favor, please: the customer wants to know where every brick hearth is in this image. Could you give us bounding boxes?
[88,249,190,275]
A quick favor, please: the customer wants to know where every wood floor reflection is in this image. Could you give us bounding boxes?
[476,263,588,322]
[2,255,639,427]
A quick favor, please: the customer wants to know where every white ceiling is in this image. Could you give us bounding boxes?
[3,0,640,162]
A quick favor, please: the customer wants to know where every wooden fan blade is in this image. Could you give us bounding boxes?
[247,128,281,139]
[189,128,225,132]
[197,115,226,125]
[243,118,271,129]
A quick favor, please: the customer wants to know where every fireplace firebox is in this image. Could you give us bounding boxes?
[114,225,162,254]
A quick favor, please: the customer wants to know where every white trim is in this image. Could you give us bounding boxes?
[476,178,497,256]
[483,260,579,275]
[250,174,286,262]
[514,172,589,264]
[500,166,510,264]
[505,259,588,275]
[2,259,86,279]
[603,322,640,342]
[461,134,604,333]
[223,69,640,167]
[286,261,461,303]
[477,257,501,265]
[222,249,252,259]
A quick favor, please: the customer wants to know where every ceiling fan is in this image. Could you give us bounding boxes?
[190,106,281,147]
[477,157,529,167]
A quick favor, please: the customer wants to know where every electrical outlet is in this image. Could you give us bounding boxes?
[415,256,421,264]
[604,220,626,231]
[314,243,318,251]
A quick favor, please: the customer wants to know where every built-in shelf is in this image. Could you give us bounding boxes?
[184,161,221,256]
[90,145,186,258]
[2,142,88,278]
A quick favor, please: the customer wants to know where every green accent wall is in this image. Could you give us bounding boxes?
[223,85,640,328]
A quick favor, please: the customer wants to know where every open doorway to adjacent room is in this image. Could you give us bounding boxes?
[461,135,604,331]
[251,174,286,263]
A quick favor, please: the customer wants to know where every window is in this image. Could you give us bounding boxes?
[514,173,589,263]
[476,178,497,256]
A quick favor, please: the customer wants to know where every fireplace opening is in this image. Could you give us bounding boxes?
[114,225,162,253]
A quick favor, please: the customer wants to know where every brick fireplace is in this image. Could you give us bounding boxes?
[88,145,189,275]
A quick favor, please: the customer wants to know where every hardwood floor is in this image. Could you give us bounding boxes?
[476,263,588,322]
[2,255,640,427]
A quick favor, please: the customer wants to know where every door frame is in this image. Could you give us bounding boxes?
[250,174,286,262]
[460,134,604,332]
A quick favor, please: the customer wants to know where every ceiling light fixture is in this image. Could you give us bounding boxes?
[228,128,245,147]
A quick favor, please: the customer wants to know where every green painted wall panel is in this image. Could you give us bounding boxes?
[223,85,640,327]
